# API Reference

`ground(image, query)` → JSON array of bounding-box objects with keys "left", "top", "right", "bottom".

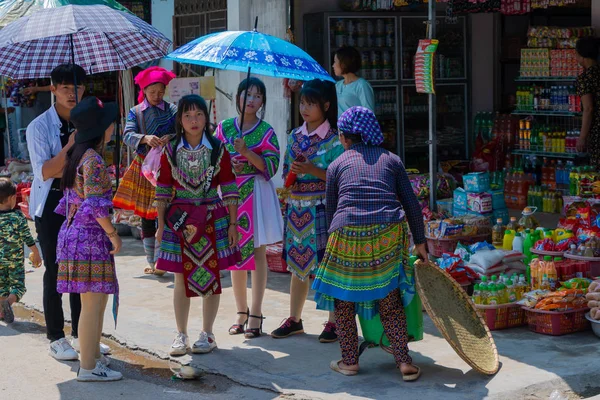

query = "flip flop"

[
  {"left": 144, "top": 266, "right": 155, "bottom": 274},
  {"left": 402, "top": 366, "right": 421, "bottom": 382},
  {"left": 329, "top": 360, "right": 358, "bottom": 376}
]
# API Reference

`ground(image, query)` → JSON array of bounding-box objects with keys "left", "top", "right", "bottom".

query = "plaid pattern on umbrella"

[{"left": 0, "top": 5, "right": 171, "bottom": 79}]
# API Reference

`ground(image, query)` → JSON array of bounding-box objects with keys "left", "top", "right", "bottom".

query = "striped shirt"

[
  {"left": 325, "top": 143, "right": 426, "bottom": 244},
  {"left": 123, "top": 99, "right": 177, "bottom": 156}
]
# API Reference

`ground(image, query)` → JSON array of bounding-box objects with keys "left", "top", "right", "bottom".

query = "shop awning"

[{"left": 0, "top": 0, "right": 131, "bottom": 27}]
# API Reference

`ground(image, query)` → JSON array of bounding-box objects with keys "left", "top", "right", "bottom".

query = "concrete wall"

[
  {"left": 221, "top": 0, "right": 291, "bottom": 187},
  {"left": 151, "top": 0, "right": 174, "bottom": 70}
]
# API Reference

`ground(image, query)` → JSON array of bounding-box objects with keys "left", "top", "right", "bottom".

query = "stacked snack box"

[
  {"left": 550, "top": 50, "right": 583, "bottom": 77},
  {"left": 520, "top": 48, "right": 550, "bottom": 78}
]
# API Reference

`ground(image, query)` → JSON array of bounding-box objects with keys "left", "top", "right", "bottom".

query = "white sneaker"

[
  {"left": 192, "top": 332, "right": 217, "bottom": 354},
  {"left": 71, "top": 338, "right": 111, "bottom": 355},
  {"left": 77, "top": 361, "right": 123, "bottom": 382},
  {"left": 49, "top": 338, "right": 79, "bottom": 361},
  {"left": 96, "top": 354, "right": 111, "bottom": 367},
  {"left": 170, "top": 332, "right": 189, "bottom": 356}
]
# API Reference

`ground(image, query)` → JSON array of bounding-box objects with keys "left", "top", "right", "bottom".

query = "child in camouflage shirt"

[{"left": 0, "top": 178, "right": 41, "bottom": 323}]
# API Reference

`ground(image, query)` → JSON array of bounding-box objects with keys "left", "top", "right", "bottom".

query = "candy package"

[
  {"left": 534, "top": 238, "right": 555, "bottom": 251},
  {"left": 518, "top": 290, "right": 549, "bottom": 308},
  {"left": 559, "top": 278, "right": 592, "bottom": 290}
]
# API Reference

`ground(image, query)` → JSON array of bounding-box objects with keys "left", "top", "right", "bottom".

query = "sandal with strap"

[
  {"left": 229, "top": 309, "right": 249, "bottom": 335},
  {"left": 244, "top": 314, "right": 265, "bottom": 338}
]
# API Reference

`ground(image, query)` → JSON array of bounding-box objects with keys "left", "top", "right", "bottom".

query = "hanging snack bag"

[{"left": 415, "top": 39, "right": 438, "bottom": 94}]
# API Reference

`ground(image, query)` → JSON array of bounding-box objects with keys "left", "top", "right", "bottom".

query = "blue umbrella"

[{"left": 166, "top": 17, "right": 333, "bottom": 134}]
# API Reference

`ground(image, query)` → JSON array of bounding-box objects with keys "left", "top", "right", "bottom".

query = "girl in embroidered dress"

[
  {"left": 271, "top": 80, "right": 344, "bottom": 343},
  {"left": 155, "top": 95, "right": 241, "bottom": 356},
  {"left": 215, "top": 78, "right": 283, "bottom": 338},
  {"left": 56, "top": 97, "right": 122, "bottom": 382},
  {"left": 113, "top": 67, "right": 177, "bottom": 276}
]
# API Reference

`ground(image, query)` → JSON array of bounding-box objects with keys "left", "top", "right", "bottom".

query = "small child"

[{"left": 0, "top": 178, "right": 42, "bottom": 323}]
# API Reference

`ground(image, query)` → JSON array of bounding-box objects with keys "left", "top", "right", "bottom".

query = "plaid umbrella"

[
  {"left": 0, "top": 4, "right": 171, "bottom": 79},
  {"left": 0, "top": 0, "right": 132, "bottom": 28}
]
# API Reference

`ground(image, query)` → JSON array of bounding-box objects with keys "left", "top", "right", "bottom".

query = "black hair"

[
  {"left": 172, "top": 94, "right": 218, "bottom": 167},
  {"left": 576, "top": 37, "right": 600, "bottom": 60},
  {"left": 334, "top": 46, "right": 362, "bottom": 74},
  {"left": 61, "top": 136, "right": 105, "bottom": 191},
  {"left": 300, "top": 79, "right": 338, "bottom": 129},
  {"left": 236, "top": 77, "right": 266, "bottom": 119},
  {"left": 341, "top": 132, "right": 363, "bottom": 144},
  {"left": 0, "top": 178, "right": 16, "bottom": 204},
  {"left": 51, "top": 64, "right": 87, "bottom": 86}
]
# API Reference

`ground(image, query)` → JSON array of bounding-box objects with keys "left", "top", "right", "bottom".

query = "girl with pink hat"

[{"left": 113, "top": 67, "right": 178, "bottom": 276}]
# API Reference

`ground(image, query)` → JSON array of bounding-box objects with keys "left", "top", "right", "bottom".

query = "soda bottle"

[{"left": 492, "top": 218, "right": 505, "bottom": 248}]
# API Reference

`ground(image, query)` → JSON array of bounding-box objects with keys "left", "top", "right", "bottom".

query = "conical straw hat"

[{"left": 414, "top": 260, "right": 499, "bottom": 375}]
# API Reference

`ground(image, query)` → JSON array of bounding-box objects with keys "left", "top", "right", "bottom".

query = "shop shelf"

[
  {"left": 511, "top": 111, "right": 582, "bottom": 117},
  {"left": 511, "top": 149, "right": 578, "bottom": 159},
  {"left": 515, "top": 77, "right": 578, "bottom": 82}
]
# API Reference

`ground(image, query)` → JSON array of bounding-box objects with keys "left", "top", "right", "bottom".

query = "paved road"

[{"left": 12, "top": 231, "right": 600, "bottom": 400}]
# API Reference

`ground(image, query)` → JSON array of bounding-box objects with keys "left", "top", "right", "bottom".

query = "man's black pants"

[{"left": 35, "top": 189, "right": 81, "bottom": 342}]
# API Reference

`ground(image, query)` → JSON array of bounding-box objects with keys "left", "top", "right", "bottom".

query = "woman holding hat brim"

[
  {"left": 312, "top": 106, "right": 427, "bottom": 381},
  {"left": 113, "top": 67, "right": 177, "bottom": 276},
  {"left": 56, "top": 96, "right": 123, "bottom": 382}
]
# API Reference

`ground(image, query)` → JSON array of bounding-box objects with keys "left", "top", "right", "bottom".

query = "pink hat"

[{"left": 134, "top": 66, "right": 176, "bottom": 104}]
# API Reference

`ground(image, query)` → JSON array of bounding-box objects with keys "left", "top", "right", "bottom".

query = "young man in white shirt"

[{"left": 27, "top": 64, "right": 109, "bottom": 360}]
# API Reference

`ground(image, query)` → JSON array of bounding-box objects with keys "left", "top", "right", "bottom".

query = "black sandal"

[
  {"left": 244, "top": 314, "right": 265, "bottom": 338},
  {"left": 229, "top": 309, "right": 249, "bottom": 335}
]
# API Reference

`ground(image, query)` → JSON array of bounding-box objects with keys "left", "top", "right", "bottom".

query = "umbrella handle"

[{"left": 238, "top": 66, "right": 252, "bottom": 139}]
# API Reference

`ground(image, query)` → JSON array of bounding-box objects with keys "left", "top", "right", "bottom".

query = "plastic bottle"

[
  {"left": 480, "top": 284, "right": 489, "bottom": 305},
  {"left": 569, "top": 167, "right": 576, "bottom": 195},
  {"left": 540, "top": 274, "right": 551, "bottom": 291},
  {"left": 472, "top": 284, "right": 481, "bottom": 305},
  {"left": 518, "top": 275, "right": 528, "bottom": 300},
  {"left": 512, "top": 232, "right": 524, "bottom": 253},
  {"left": 488, "top": 284, "right": 498, "bottom": 306},
  {"left": 479, "top": 275, "right": 489, "bottom": 289},
  {"left": 503, "top": 229, "right": 516, "bottom": 251},
  {"left": 530, "top": 258, "right": 541, "bottom": 290},
  {"left": 546, "top": 258, "right": 558, "bottom": 291},
  {"left": 569, "top": 243, "right": 577, "bottom": 255},
  {"left": 584, "top": 246, "right": 594, "bottom": 258},
  {"left": 498, "top": 283, "right": 509, "bottom": 304},
  {"left": 506, "top": 280, "right": 517, "bottom": 303},
  {"left": 506, "top": 217, "right": 518, "bottom": 231},
  {"left": 492, "top": 218, "right": 505, "bottom": 248}
]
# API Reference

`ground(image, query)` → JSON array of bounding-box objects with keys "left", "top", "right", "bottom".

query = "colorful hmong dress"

[
  {"left": 312, "top": 143, "right": 427, "bottom": 319},
  {"left": 155, "top": 138, "right": 241, "bottom": 297},
  {"left": 214, "top": 118, "right": 283, "bottom": 271},
  {"left": 283, "top": 122, "right": 344, "bottom": 281},
  {"left": 113, "top": 100, "right": 177, "bottom": 220},
  {"left": 313, "top": 222, "right": 412, "bottom": 319},
  {"left": 56, "top": 149, "right": 117, "bottom": 295}
]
